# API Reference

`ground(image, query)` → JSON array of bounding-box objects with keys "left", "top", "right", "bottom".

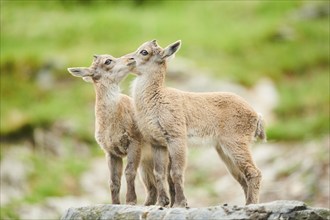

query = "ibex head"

[
  {"left": 127, "top": 40, "right": 181, "bottom": 75},
  {"left": 68, "top": 54, "right": 135, "bottom": 83}
]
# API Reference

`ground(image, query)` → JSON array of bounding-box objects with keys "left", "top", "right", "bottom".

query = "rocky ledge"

[{"left": 61, "top": 200, "right": 329, "bottom": 220}]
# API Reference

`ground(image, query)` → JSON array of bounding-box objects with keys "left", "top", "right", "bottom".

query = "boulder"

[{"left": 61, "top": 200, "right": 329, "bottom": 220}]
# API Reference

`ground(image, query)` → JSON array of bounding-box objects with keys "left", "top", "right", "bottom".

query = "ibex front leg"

[
  {"left": 168, "top": 139, "right": 188, "bottom": 207},
  {"left": 106, "top": 152, "right": 123, "bottom": 204},
  {"left": 125, "top": 141, "right": 141, "bottom": 205},
  {"left": 152, "top": 144, "right": 170, "bottom": 207}
]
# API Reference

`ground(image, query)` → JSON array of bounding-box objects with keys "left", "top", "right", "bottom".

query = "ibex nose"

[{"left": 127, "top": 57, "right": 136, "bottom": 66}]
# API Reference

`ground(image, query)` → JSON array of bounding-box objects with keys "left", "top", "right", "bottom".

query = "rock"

[
  {"left": 292, "top": 2, "right": 330, "bottom": 21},
  {"left": 36, "top": 59, "right": 65, "bottom": 91},
  {"left": 0, "top": 146, "right": 33, "bottom": 205},
  {"left": 33, "top": 120, "right": 90, "bottom": 157},
  {"left": 80, "top": 158, "right": 110, "bottom": 202},
  {"left": 61, "top": 200, "right": 329, "bottom": 220}
]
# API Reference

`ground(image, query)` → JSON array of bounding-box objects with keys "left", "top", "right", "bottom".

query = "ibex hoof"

[
  {"left": 126, "top": 201, "right": 137, "bottom": 205},
  {"left": 173, "top": 200, "right": 188, "bottom": 208},
  {"left": 156, "top": 196, "right": 170, "bottom": 207},
  {"left": 144, "top": 200, "right": 156, "bottom": 206}
]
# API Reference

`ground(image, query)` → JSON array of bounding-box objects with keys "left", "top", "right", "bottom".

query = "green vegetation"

[
  {"left": 0, "top": 1, "right": 329, "bottom": 218},
  {"left": 0, "top": 141, "right": 90, "bottom": 220},
  {"left": 25, "top": 154, "right": 87, "bottom": 203},
  {"left": 0, "top": 202, "right": 20, "bottom": 220},
  {"left": 1, "top": 0, "right": 329, "bottom": 140}
]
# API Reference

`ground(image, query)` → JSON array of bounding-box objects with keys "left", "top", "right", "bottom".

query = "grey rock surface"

[{"left": 61, "top": 200, "right": 329, "bottom": 220}]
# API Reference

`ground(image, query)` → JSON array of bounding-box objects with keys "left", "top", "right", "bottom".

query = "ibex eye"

[
  {"left": 104, "top": 59, "right": 112, "bottom": 65},
  {"left": 140, "top": 50, "right": 149, "bottom": 56}
]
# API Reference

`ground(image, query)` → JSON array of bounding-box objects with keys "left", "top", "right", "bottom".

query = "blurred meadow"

[{"left": 1, "top": 0, "right": 329, "bottom": 219}]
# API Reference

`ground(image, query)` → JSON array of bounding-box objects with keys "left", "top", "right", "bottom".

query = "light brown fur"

[
  {"left": 68, "top": 55, "right": 157, "bottom": 205},
  {"left": 128, "top": 40, "right": 266, "bottom": 207}
]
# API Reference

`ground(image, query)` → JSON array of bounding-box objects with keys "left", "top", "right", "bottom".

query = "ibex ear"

[
  {"left": 161, "top": 40, "right": 181, "bottom": 60},
  {"left": 82, "top": 76, "right": 94, "bottom": 83},
  {"left": 67, "top": 67, "right": 93, "bottom": 83}
]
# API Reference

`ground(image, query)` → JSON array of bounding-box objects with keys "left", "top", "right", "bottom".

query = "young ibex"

[
  {"left": 67, "top": 55, "right": 158, "bottom": 205},
  {"left": 128, "top": 40, "right": 266, "bottom": 207}
]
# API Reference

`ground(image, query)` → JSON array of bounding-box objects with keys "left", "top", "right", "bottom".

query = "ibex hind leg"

[
  {"left": 217, "top": 141, "right": 261, "bottom": 204},
  {"left": 215, "top": 143, "right": 248, "bottom": 199},
  {"left": 139, "top": 157, "right": 157, "bottom": 206},
  {"left": 168, "top": 158, "right": 176, "bottom": 207}
]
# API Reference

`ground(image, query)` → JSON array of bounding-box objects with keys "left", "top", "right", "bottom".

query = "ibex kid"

[
  {"left": 128, "top": 40, "right": 265, "bottom": 207},
  {"left": 68, "top": 55, "right": 158, "bottom": 205}
]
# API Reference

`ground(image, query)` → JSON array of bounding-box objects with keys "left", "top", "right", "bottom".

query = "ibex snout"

[
  {"left": 127, "top": 57, "right": 136, "bottom": 66},
  {"left": 121, "top": 55, "right": 136, "bottom": 67}
]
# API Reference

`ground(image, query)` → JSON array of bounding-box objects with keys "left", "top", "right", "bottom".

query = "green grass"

[
  {"left": 1, "top": 0, "right": 328, "bottom": 141},
  {"left": 0, "top": 146, "right": 89, "bottom": 220},
  {"left": 1, "top": 72, "right": 95, "bottom": 138},
  {"left": 25, "top": 154, "right": 87, "bottom": 203},
  {"left": 0, "top": 202, "right": 20, "bottom": 220},
  {"left": 269, "top": 67, "right": 329, "bottom": 140}
]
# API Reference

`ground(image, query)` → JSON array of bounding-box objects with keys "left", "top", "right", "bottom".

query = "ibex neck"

[
  {"left": 132, "top": 65, "right": 166, "bottom": 114},
  {"left": 138, "top": 66, "right": 165, "bottom": 90},
  {"left": 94, "top": 83, "right": 120, "bottom": 107}
]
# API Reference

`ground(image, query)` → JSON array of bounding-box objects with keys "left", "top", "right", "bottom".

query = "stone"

[
  {"left": 61, "top": 200, "right": 330, "bottom": 220},
  {"left": 0, "top": 146, "right": 33, "bottom": 205}
]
